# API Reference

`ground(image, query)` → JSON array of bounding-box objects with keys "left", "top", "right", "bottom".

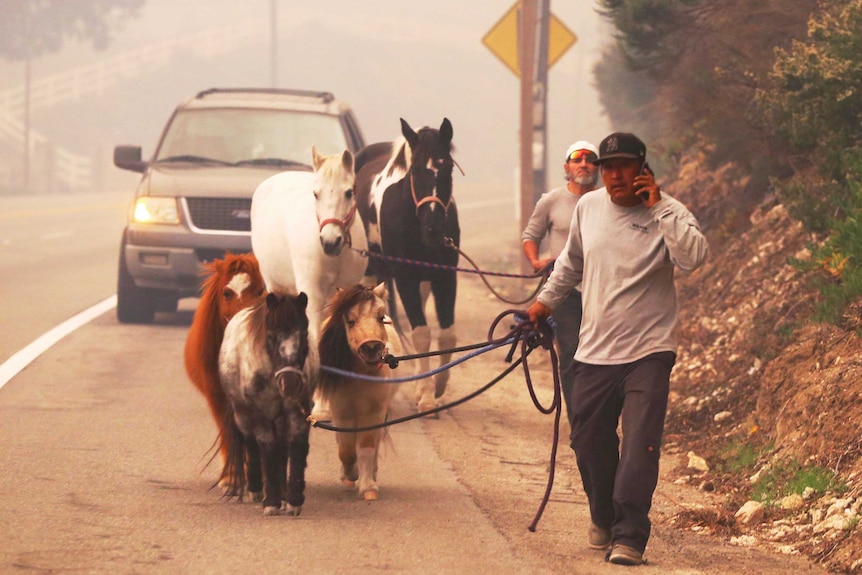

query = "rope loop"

[{"left": 312, "top": 307, "right": 564, "bottom": 533}]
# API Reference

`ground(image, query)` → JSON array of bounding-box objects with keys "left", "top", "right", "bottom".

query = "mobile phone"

[{"left": 635, "top": 161, "right": 652, "bottom": 201}]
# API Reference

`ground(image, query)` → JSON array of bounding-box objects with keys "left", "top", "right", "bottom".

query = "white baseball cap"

[{"left": 565, "top": 140, "right": 599, "bottom": 161}]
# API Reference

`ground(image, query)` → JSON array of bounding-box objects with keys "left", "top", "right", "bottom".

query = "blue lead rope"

[{"left": 318, "top": 337, "right": 516, "bottom": 382}]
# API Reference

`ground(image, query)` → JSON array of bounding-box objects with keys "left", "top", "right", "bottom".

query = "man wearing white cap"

[{"left": 521, "top": 140, "right": 599, "bottom": 424}]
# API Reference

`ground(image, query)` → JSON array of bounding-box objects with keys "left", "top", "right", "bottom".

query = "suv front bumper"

[{"left": 124, "top": 225, "right": 252, "bottom": 295}]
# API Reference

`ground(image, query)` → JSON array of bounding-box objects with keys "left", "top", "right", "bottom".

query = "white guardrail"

[{"left": 0, "top": 19, "right": 264, "bottom": 192}]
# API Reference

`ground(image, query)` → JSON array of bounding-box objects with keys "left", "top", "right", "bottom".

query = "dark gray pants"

[
  {"left": 569, "top": 351, "right": 676, "bottom": 553},
  {"left": 548, "top": 289, "right": 582, "bottom": 426}
]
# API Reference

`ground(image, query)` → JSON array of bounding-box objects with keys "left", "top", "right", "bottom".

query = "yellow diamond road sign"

[{"left": 482, "top": 1, "right": 577, "bottom": 77}]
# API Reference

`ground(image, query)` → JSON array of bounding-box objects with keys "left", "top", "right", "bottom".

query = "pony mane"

[
  {"left": 318, "top": 285, "right": 378, "bottom": 392},
  {"left": 410, "top": 126, "right": 453, "bottom": 171},
  {"left": 384, "top": 139, "right": 410, "bottom": 179},
  {"left": 381, "top": 122, "right": 457, "bottom": 180},
  {"left": 263, "top": 292, "right": 309, "bottom": 337},
  {"left": 199, "top": 253, "right": 259, "bottom": 329},
  {"left": 188, "top": 252, "right": 261, "bottom": 377},
  {"left": 243, "top": 298, "right": 270, "bottom": 356},
  {"left": 240, "top": 292, "right": 310, "bottom": 364},
  {"left": 316, "top": 151, "right": 353, "bottom": 180}
]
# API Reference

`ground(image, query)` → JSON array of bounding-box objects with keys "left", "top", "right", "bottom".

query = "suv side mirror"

[{"left": 114, "top": 145, "right": 147, "bottom": 173}]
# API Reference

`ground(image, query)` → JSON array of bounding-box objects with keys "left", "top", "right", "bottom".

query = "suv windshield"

[{"left": 155, "top": 108, "right": 350, "bottom": 167}]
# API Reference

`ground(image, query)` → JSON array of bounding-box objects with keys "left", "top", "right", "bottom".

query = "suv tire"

[{"left": 116, "top": 239, "right": 156, "bottom": 324}]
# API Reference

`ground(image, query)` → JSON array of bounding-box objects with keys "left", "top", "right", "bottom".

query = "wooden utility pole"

[
  {"left": 519, "top": 0, "right": 550, "bottom": 272},
  {"left": 534, "top": 0, "right": 550, "bottom": 205},
  {"left": 519, "top": 0, "right": 537, "bottom": 247}
]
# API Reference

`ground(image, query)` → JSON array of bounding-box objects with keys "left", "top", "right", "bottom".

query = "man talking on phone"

[{"left": 525, "top": 132, "right": 708, "bottom": 566}]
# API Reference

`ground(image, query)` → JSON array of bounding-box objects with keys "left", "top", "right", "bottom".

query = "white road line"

[
  {"left": 39, "top": 230, "right": 74, "bottom": 241},
  {"left": 0, "top": 295, "right": 117, "bottom": 390}
]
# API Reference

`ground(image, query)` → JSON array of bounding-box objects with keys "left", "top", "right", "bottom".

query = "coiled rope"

[{"left": 311, "top": 309, "right": 563, "bottom": 532}]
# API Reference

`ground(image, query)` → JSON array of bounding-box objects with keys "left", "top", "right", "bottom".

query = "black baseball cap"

[{"left": 592, "top": 132, "right": 647, "bottom": 165}]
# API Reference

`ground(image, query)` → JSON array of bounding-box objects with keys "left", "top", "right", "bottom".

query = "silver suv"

[{"left": 113, "top": 88, "right": 365, "bottom": 323}]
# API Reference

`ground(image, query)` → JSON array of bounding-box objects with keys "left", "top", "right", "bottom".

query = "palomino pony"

[
  {"left": 317, "top": 283, "right": 402, "bottom": 500},
  {"left": 251, "top": 146, "right": 368, "bottom": 417},
  {"left": 354, "top": 118, "right": 459, "bottom": 413},
  {"left": 218, "top": 291, "right": 312, "bottom": 516},
  {"left": 184, "top": 252, "right": 266, "bottom": 475}
]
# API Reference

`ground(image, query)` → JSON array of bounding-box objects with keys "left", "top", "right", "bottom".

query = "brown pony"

[
  {"left": 318, "top": 283, "right": 403, "bottom": 500},
  {"left": 184, "top": 252, "right": 266, "bottom": 474}
]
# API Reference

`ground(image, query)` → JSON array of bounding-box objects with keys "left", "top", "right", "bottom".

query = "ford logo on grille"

[{"left": 231, "top": 209, "right": 251, "bottom": 220}]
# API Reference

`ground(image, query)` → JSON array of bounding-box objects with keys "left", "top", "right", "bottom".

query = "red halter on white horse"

[{"left": 318, "top": 202, "right": 358, "bottom": 247}]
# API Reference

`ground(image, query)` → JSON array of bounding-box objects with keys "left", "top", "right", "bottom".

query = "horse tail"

[
  {"left": 215, "top": 405, "right": 246, "bottom": 498},
  {"left": 184, "top": 260, "right": 231, "bottom": 450},
  {"left": 192, "top": 260, "right": 230, "bottom": 486}
]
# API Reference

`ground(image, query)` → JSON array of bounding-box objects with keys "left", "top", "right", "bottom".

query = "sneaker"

[
  {"left": 608, "top": 544, "right": 644, "bottom": 566},
  {"left": 588, "top": 522, "right": 612, "bottom": 550}
]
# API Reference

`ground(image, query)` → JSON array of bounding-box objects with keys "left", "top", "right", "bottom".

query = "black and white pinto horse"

[{"left": 354, "top": 118, "right": 459, "bottom": 413}]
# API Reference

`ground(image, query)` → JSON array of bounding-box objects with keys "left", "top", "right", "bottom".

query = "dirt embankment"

[
  {"left": 662, "top": 153, "right": 862, "bottom": 573},
  {"left": 417, "top": 151, "right": 859, "bottom": 572}
]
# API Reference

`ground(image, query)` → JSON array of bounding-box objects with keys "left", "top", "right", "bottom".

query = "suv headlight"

[{"left": 132, "top": 197, "right": 180, "bottom": 224}]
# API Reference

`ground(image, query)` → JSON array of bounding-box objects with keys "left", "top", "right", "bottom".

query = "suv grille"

[{"left": 185, "top": 198, "right": 252, "bottom": 232}]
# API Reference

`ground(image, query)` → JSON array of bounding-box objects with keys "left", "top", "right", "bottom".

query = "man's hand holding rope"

[{"left": 525, "top": 300, "right": 552, "bottom": 327}]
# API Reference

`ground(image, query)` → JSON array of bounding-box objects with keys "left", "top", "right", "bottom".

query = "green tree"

[
  {"left": 757, "top": 0, "right": 862, "bottom": 186},
  {"left": 596, "top": 0, "right": 817, "bottom": 169},
  {"left": 595, "top": 0, "right": 820, "bottom": 239},
  {"left": 0, "top": 0, "right": 145, "bottom": 61},
  {"left": 756, "top": 0, "right": 862, "bottom": 319}
]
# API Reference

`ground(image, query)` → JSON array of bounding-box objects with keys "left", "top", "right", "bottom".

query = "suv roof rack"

[{"left": 195, "top": 87, "right": 335, "bottom": 103}]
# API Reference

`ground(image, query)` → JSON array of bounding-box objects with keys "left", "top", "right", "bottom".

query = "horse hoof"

[
  {"left": 417, "top": 406, "right": 439, "bottom": 419},
  {"left": 417, "top": 401, "right": 436, "bottom": 414},
  {"left": 285, "top": 504, "right": 302, "bottom": 517},
  {"left": 342, "top": 478, "right": 356, "bottom": 488},
  {"left": 362, "top": 490, "right": 379, "bottom": 501},
  {"left": 250, "top": 491, "right": 263, "bottom": 503},
  {"left": 263, "top": 505, "right": 281, "bottom": 516}
]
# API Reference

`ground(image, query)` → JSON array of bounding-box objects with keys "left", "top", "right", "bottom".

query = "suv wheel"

[{"left": 116, "top": 240, "right": 156, "bottom": 324}]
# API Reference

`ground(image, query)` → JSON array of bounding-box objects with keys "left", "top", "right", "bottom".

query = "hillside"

[{"left": 661, "top": 152, "right": 862, "bottom": 574}]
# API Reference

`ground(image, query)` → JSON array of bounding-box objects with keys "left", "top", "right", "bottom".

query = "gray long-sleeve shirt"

[
  {"left": 521, "top": 186, "right": 581, "bottom": 259},
  {"left": 537, "top": 188, "right": 708, "bottom": 365}
]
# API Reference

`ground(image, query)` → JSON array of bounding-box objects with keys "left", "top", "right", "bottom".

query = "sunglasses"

[{"left": 569, "top": 150, "right": 597, "bottom": 163}]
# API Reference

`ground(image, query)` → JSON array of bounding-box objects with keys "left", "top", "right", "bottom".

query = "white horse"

[{"left": 251, "top": 146, "right": 369, "bottom": 416}]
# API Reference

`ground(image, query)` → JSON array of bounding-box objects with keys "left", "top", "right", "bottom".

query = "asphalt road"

[
  {"left": 0, "top": 192, "right": 129, "bottom": 365},
  {"left": 0, "top": 189, "right": 829, "bottom": 574},
  {"left": 0, "top": 187, "right": 534, "bottom": 575}
]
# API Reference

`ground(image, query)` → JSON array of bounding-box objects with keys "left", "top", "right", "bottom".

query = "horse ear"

[
  {"left": 440, "top": 118, "right": 453, "bottom": 146},
  {"left": 295, "top": 292, "right": 308, "bottom": 310},
  {"left": 311, "top": 145, "right": 324, "bottom": 171},
  {"left": 372, "top": 281, "right": 388, "bottom": 301},
  {"left": 341, "top": 149, "right": 354, "bottom": 174},
  {"left": 400, "top": 118, "right": 418, "bottom": 149},
  {"left": 209, "top": 257, "right": 225, "bottom": 276}
]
